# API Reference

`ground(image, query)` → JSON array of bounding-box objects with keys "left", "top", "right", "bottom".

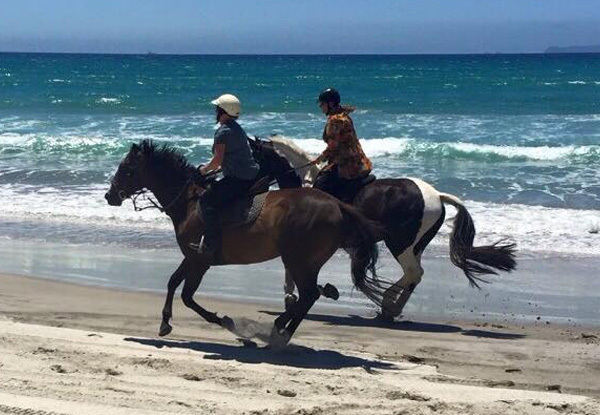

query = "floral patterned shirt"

[{"left": 319, "top": 109, "right": 372, "bottom": 179}]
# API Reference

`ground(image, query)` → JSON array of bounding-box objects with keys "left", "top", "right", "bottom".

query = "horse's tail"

[
  {"left": 339, "top": 202, "right": 390, "bottom": 306},
  {"left": 439, "top": 193, "right": 517, "bottom": 288}
]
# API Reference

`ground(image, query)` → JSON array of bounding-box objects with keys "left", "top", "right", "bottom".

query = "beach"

[
  {"left": 1, "top": 272, "right": 599, "bottom": 414},
  {"left": 1, "top": 52, "right": 599, "bottom": 414}
]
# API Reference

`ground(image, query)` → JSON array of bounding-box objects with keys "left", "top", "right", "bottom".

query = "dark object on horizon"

[{"left": 545, "top": 45, "right": 600, "bottom": 54}]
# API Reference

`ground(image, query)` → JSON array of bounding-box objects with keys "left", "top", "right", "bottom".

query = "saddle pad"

[{"left": 198, "top": 192, "right": 269, "bottom": 229}]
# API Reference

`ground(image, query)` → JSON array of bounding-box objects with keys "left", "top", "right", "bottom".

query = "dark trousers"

[
  {"left": 313, "top": 166, "right": 367, "bottom": 203},
  {"left": 199, "top": 176, "right": 255, "bottom": 250}
]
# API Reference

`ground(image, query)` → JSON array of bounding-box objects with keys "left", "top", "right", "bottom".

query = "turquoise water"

[{"left": 0, "top": 53, "right": 599, "bottom": 257}]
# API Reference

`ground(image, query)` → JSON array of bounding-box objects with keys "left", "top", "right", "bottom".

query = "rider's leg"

[
  {"left": 198, "top": 177, "right": 255, "bottom": 257},
  {"left": 198, "top": 186, "right": 222, "bottom": 255},
  {"left": 312, "top": 166, "right": 342, "bottom": 199}
]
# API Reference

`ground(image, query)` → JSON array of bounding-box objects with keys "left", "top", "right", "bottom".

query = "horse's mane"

[
  {"left": 137, "top": 139, "right": 195, "bottom": 176},
  {"left": 269, "top": 135, "right": 320, "bottom": 184},
  {"left": 269, "top": 135, "right": 312, "bottom": 162}
]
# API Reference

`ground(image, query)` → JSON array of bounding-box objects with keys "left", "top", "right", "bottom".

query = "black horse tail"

[
  {"left": 439, "top": 193, "right": 517, "bottom": 288},
  {"left": 339, "top": 202, "right": 390, "bottom": 306}
]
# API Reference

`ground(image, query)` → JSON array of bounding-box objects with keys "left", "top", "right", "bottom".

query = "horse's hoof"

[
  {"left": 159, "top": 322, "right": 172, "bottom": 337},
  {"left": 321, "top": 283, "right": 339, "bottom": 301},
  {"left": 284, "top": 294, "right": 298, "bottom": 311},
  {"left": 269, "top": 326, "right": 291, "bottom": 349},
  {"left": 220, "top": 316, "right": 235, "bottom": 332},
  {"left": 376, "top": 310, "right": 397, "bottom": 323}
]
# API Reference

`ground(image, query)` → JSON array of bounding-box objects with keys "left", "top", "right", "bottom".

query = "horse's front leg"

[
  {"left": 180, "top": 261, "right": 235, "bottom": 330},
  {"left": 283, "top": 269, "right": 298, "bottom": 311},
  {"left": 159, "top": 259, "right": 189, "bottom": 337}
]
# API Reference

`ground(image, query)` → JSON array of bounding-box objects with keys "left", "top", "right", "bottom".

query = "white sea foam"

[
  {"left": 0, "top": 185, "right": 170, "bottom": 231},
  {"left": 0, "top": 133, "right": 36, "bottom": 146},
  {"left": 449, "top": 142, "right": 591, "bottom": 161},
  {"left": 279, "top": 136, "right": 599, "bottom": 162},
  {"left": 97, "top": 97, "right": 121, "bottom": 104},
  {"left": 1, "top": 123, "right": 598, "bottom": 165},
  {"left": 0, "top": 183, "right": 598, "bottom": 257}
]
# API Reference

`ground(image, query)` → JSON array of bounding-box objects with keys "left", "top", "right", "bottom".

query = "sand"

[{"left": 0, "top": 273, "right": 599, "bottom": 415}]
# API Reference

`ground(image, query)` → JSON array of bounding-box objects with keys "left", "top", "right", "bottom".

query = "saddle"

[
  {"left": 198, "top": 192, "right": 269, "bottom": 229},
  {"left": 339, "top": 174, "right": 377, "bottom": 203}
]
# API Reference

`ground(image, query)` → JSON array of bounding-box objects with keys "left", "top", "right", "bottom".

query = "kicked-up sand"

[{"left": 0, "top": 273, "right": 599, "bottom": 415}]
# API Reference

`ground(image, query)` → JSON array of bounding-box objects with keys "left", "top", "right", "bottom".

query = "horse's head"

[
  {"left": 247, "top": 136, "right": 274, "bottom": 163},
  {"left": 269, "top": 135, "right": 320, "bottom": 186},
  {"left": 106, "top": 140, "right": 196, "bottom": 210},
  {"left": 247, "top": 136, "right": 303, "bottom": 189},
  {"left": 105, "top": 143, "right": 147, "bottom": 206}
]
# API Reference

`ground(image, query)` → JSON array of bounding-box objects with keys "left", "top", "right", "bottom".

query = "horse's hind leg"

[
  {"left": 283, "top": 269, "right": 298, "bottom": 311},
  {"left": 272, "top": 266, "right": 321, "bottom": 347},
  {"left": 381, "top": 204, "right": 445, "bottom": 320},
  {"left": 283, "top": 269, "right": 339, "bottom": 311},
  {"left": 380, "top": 250, "right": 424, "bottom": 320}
]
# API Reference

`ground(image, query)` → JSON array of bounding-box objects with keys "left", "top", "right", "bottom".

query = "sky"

[{"left": 0, "top": 0, "right": 599, "bottom": 54}]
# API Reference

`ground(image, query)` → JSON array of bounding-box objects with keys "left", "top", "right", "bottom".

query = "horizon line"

[{"left": 3, "top": 50, "right": 599, "bottom": 57}]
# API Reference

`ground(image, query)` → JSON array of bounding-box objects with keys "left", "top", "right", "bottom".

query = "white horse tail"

[{"left": 438, "top": 192, "right": 517, "bottom": 288}]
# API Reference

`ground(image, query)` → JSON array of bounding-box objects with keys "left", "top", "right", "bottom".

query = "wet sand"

[{"left": 1, "top": 273, "right": 599, "bottom": 414}]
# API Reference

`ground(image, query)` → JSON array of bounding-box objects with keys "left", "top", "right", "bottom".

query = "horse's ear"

[{"left": 131, "top": 143, "right": 140, "bottom": 153}]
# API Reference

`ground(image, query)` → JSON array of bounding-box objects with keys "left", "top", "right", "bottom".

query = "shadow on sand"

[
  {"left": 123, "top": 337, "right": 398, "bottom": 371},
  {"left": 259, "top": 311, "right": 526, "bottom": 340}
]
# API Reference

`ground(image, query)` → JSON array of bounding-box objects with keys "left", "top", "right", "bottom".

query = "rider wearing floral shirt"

[{"left": 312, "top": 88, "right": 372, "bottom": 200}]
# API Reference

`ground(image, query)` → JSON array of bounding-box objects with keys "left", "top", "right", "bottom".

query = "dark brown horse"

[
  {"left": 256, "top": 136, "right": 517, "bottom": 320},
  {"left": 105, "top": 140, "right": 386, "bottom": 345}
]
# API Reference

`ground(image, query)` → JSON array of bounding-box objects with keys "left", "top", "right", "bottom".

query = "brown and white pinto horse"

[
  {"left": 263, "top": 136, "right": 517, "bottom": 320},
  {"left": 105, "top": 140, "right": 387, "bottom": 345}
]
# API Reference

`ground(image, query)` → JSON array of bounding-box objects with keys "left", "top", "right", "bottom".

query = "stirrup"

[
  {"left": 188, "top": 236, "right": 204, "bottom": 253},
  {"left": 189, "top": 236, "right": 216, "bottom": 255}
]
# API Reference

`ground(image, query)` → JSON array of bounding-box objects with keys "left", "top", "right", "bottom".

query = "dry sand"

[{"left": 0, "top": 273, "right": 599, "bottom": 415}]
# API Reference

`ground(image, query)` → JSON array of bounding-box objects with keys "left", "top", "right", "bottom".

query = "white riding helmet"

[{"left": 211, "top": 94, "right": 241, "bottom": 117}]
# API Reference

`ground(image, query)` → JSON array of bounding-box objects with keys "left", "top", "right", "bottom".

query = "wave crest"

[{"left": 280, "top": 137, "right": 599, "bottom": 164}]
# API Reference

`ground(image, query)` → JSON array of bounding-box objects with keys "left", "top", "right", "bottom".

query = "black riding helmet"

[{"left": 318, "top": 88, "right": 341, "bottom": 105}]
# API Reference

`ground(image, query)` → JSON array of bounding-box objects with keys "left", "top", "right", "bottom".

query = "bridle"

[
  {"left": 132, "top": 180, "right": 192, "bottom": 213},
  {"left": 109, "top": 163, "right": 197, "bottom": 214}
]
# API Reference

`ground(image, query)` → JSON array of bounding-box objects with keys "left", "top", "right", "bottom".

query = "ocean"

[{"left": 1, "top": 53, "right": 599, "bottom": 324}]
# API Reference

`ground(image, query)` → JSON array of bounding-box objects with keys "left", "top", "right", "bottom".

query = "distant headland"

[{"left": 545, "top": 45, "right": 600, "bottom": 54}]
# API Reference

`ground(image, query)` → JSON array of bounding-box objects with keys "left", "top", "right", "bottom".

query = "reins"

[
  {"left": 130, "top": 179, "right": 192, "bottom": 213},
  {"left": 127, "top": 169, "right": 220, "bottom": 213},
  {"left": 249, "top": 137, "right": 313, "bottom": 189},
  {"left": 254, "top": 160, "right": 314, "bottom": 189}
]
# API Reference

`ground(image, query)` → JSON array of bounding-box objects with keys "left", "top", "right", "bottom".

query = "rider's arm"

[
  {"left": 200, "top": 143, "right": 225, "bottom": 175},
  {"left": 314, "top": 117, "right": 345, "bottom": 164}
]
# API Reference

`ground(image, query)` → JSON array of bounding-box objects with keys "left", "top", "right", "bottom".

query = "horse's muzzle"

[{"left": 105, "top": 190, "right": 123, "bottom": 206}]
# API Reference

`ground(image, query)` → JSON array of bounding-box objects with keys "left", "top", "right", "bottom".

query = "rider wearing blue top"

[{"left": 197, "top": 94, "right": 259, "bottom": 260}]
